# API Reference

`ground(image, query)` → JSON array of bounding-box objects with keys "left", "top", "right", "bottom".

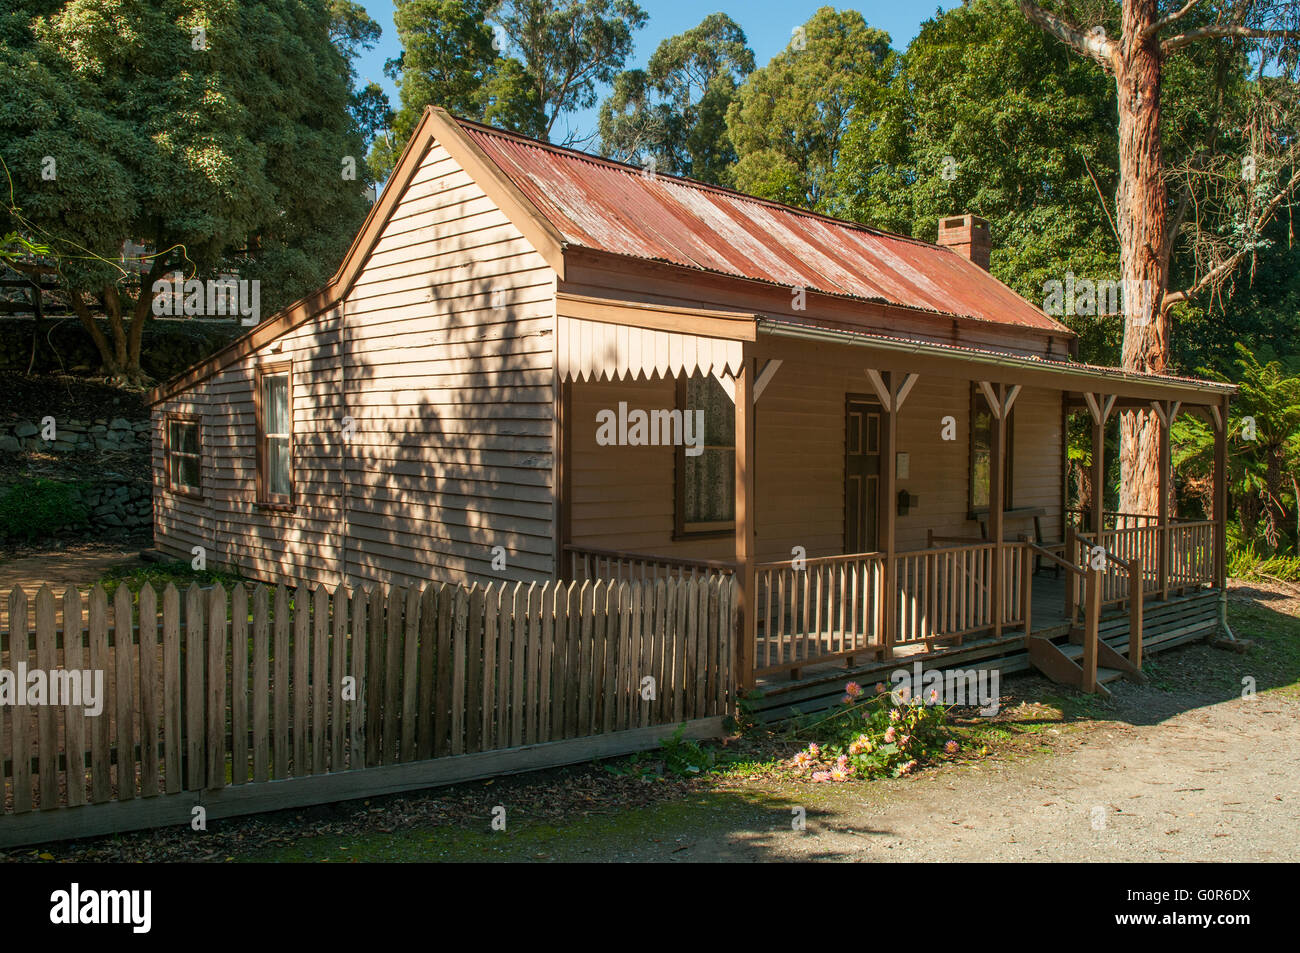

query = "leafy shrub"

[
  {"left": 658, "top": 725, "right": 717, "bottom": 776},
  {"left": 786, "top": 682, "right": 959, "bottom": 781},
  {"left": 1228, "top": 544, "right": 1300, "bottom": 582},
  {"left": 0, "top": 479, "right": 88, "bottom": 541}
]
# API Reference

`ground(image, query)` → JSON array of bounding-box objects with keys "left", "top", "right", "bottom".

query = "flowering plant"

[{"left": 786, "top": 682, "right": 959, "bottom": 781}]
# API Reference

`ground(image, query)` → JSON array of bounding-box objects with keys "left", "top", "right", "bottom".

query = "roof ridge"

[{"left": 448, "top": 112, "right": 943, "bottom": 252}]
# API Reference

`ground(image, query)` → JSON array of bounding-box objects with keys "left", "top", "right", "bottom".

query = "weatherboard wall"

[{"left": 152, "top": 137, "right": 557, "bottom": 588}]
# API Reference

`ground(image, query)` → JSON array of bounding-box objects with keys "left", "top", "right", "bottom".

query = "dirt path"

[
  {"left": 653, "top": 691, "right": 1300, "bottom": 862},
  {"left": 233, "top": 677, "right": 1297, "bottom": 864},
  {"left": 0, "top": 541, "right": 147, "bottom": 593}
]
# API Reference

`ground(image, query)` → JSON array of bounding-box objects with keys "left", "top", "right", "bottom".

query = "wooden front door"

[{"left": 845, "top": 396, "right": 882, "bottom": 553}]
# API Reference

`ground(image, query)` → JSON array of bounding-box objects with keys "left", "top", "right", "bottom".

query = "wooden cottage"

[{"left": 149, "top": 106, "right": 1235, "bottom": 698}]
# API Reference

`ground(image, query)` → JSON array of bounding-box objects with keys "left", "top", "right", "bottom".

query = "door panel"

[{"left": 845, "top": 397, "right": 881, "bottom": 553}]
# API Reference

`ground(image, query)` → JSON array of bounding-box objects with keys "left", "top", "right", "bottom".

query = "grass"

[
  {"left": 97, "top": 560, "right": 248, "bottom": 597},
  {"left": 237, "top": 787, "right": 795, "bottom": 863}
]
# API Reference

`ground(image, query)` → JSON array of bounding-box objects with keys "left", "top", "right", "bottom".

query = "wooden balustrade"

[
  {"left": 752, "top": 552, "right": 884, "bottom": 677},
  {"left": 1167, "top": 520, "right": 1215, "bottom": 590},
  {"left": 566, "top": 518, "right": 1215, "bottom": 684},
  {"left": 1074, "top": 520, "right": 1215, "bottom": 607},
  {"left": 898, "top": 542, "right": 994, "bottom": 647}
]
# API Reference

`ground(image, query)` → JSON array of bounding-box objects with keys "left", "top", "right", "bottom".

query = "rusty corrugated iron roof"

[{"left": 458, "top": 118, "right": 1068, "bottom": 335}]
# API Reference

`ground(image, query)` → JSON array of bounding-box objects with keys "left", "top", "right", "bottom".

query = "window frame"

[
  {"left": 968, "top": 383, "right": 1015, "bottom": 513},
  {"left": 255, "top": 360, "right": 295, "bottom": 511},
  {"left": 164, "top": 412, "right": 203, "bottom": 498},
  {"left": 673, "top": 374, "right": 736, "bottom": 540}
]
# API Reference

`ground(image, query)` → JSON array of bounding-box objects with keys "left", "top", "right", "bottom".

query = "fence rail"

[
  {"left": 1, "top": 576, "right": 734, "bottom": 845},
  {"left": 564, "top": 546, "right": 736, "bottom": 584}
]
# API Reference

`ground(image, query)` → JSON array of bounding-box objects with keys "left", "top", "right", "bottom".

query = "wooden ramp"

[{"left": 751, "top": 588, "right": 1221, "bottom": 720}]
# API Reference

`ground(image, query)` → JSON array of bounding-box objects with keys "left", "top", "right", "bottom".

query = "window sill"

[
  {"left": 257, "top": 501, "right": 296, "bottom": 514},
  {"left": 672, "top": 527, "right": 735, "bottom": 542}
]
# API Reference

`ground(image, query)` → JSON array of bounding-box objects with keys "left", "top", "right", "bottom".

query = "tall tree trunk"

[{"left": 1115, "top": 0, "right": 1169, "bottom": 517}]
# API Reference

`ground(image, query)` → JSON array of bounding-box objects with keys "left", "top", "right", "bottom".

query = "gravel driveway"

[{"left": 658, "top": 689, "right": 1299, "bottom": 862}]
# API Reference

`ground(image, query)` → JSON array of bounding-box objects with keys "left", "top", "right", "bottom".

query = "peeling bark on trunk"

[{"left": 1115, "top": 0, "right": 1168, "bottom": 518}]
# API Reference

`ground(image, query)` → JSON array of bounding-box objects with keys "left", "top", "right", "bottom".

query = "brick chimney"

[{"left": 937, "top": 214, "right": 991, "bottom": 270}]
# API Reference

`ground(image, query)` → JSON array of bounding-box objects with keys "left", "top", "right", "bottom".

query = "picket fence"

[{"left": 0, "top": 575, "right": 735, "bottom": 847}]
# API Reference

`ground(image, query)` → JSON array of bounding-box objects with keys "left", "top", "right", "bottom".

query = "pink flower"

[
  {"left": 845, "top": 681, "right": 863, "bottom": 698},
  {"left": 884, "top": 726, "right": 896, "bottom": 744},
  {"left": 944, "top": 740, "right": 959, "bottom": 755},
  {"left": 900, "top": 734, "right": 911, "bottom": 748},
  {"left": 928, "top": 688, "right": 940, "bottom": 704},
  {"left": 849, "top": 735, "right": 872, "bottom": 756},
  {"left": 874, "top": 682, "right": 886, "bottom": 695},
  {"left": 811, "top": 770, "right": 832, "bottom": 783},
  {"left": 889, "top": 709, "right": 902, "bottom": 723},
  {"left": 842, "top": 694, "right": 854, "bottom": 705},
  {"left": 808, "top": 742, "right": 821, "bottom": 758},
  {"left": 900, "top": 759, "right": 918, "bottom": 776}
]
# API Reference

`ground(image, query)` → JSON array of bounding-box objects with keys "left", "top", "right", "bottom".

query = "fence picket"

[
  {"left": 510, "top": 584, "right": 527, "bottom": 748},
  {"left": 525, "top": 584, "right": 542, "bottom": 745},
  {"left": 539, "top": 584, "right": 557, "bottom": 743},
  {"left": 230, "top": 585, "right": 248, "bottom": 785},
  {"left": 313, "top": 586, "right": 330, "bottom": 774},
  {"left": 293, "top": 586, "right": 311, "bottom": 775},
  {"left": 111, "top": 585, "right": 136, "bottom": 796},
  {"left": 417, "top": 585, "right": 438, "bottom": 761},
  {"left": 437, "top": 582, "right": 457, "bottom": 756},
  {"left": 349, "top": 587, "right": 368, "bottom": 771},
  {"left": 205, "top": 585, "right": 227, "bottom": 790},
  {"left": 400, "top": 587, "right": 420, "bottom": 763},
  {"left": 184, "top": 584, "right": 204, "bottom": 792},
  {"left": 10, "top": 588, "right": 32, "bottom": 812},
  {"left": 162, "top": 585, "right": 181, "bottom": 794},
  {"left": 498, "top": 584, "right": 515, "bottom": 745},
  {"left": 451, "top": 587, "right": 469, "bottom": 755},
  {"left": 463, "top": 584, "right": 482, "bottom": 755},
  {"left": 253, "top": 585, "right": 270, "bottom": 783},
  {"left": 35, "top": 587, "right": 57, "bottom": 809},
  {"left": 88, "top": 586, "right": 112, "bottom": 805},
  {"left": 363, "top": 587, "right": 383, "bottom": 767},
  {"left": 63, "top": 588, "right": 87, "bottom": 807},
  {"left": 273, "top": 585, "right": 290, "bottom": 780},
  {"left": 331, "top": 585, "right": 348, "bottom": 772}
]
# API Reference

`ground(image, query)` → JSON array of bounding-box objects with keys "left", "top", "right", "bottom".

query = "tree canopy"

[
  {"left": 0, "top": 0, "right": 377, "bottom": 382},
  {"left": 598, "top": 12, "right": 754, "bottom": 183}
]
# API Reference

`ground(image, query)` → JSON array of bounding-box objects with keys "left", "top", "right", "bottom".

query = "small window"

[
  {"left": 675, "top": 374, "right": 735, "bottom": 536},
  {"left": 165, "top": 415, "right": 201, "bottom": 495},
  {"left": 970, "top": 385, "right": 1014, "bottom": 511},
  {"left": 257, "top": 363, "right": 293, "bottom": 506}
]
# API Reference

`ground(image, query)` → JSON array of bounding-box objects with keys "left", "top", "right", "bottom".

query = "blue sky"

[{"left": 354, "top": 2, "right": 959, "bottom": 143}]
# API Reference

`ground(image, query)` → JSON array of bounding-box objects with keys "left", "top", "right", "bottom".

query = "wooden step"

[{"left": 1096, "top": 666, "right": 1126, "bottom": 684}]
